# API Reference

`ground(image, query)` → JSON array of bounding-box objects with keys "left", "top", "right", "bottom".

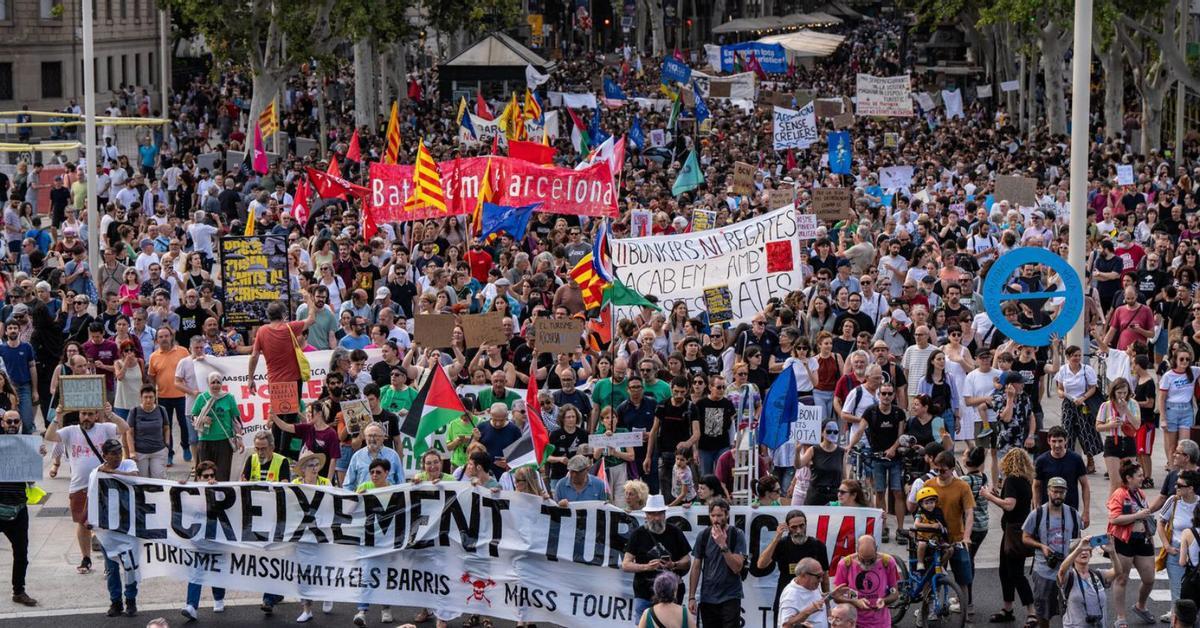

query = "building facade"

[{"left": 0, "top": 0, "right": 163, "bottom": 112}]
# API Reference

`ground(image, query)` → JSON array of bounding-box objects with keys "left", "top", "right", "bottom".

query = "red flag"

[
  {"left": 251, "top": 122, "right": 269, "bottom": 175},
  {"left": 523, "top": 366, "right": 550, "bottom": 466},
  {"left": 786, "top": 148, "right": 796, "bottom": 172},
  {"left": 491, "top": 134, "right": 499, "bottom": 155},
  {"left": 407, "top": 77, "right": 423, "bottom": 101},
  {"left": 346, "top": 129, "right": 362, "bottom": 162},
  {"left": 363, "top": 207, "right": 379, "bottom": 243},
  {"left": 326, "top": 154, "right": 342, "bottom": 178},
  {"left": 747, "top": 52, "right": 767, "bottom": 80},
  {"left": 508, "top": 139, "right": 557, "bottom": 165},
  {"left": 476, "top": 91, "right": 494, "bottom": 120},
  {"left": 292, "top": 178, "right": 312, "bottom": 228},
  {"left": 306, "top": 167, "right": 368, "bottom": 199},
  {"left": 673, "top": 48, "right": 685, "bottom": 62}
]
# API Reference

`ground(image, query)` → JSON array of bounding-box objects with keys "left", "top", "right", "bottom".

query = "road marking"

[
  {"left": 0, "top": 599, "right": 262, "bottom": 619},
  {"left": 1150, "top": 590, "right": 1174, "bottom": 602}
]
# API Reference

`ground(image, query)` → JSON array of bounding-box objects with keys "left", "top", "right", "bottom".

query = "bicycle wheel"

[
  {"left": 888, "top": 558, "right": 912, "bottom": 625},
  {"left": 919, "top": 577, "right": 966, "bottom": 628}
]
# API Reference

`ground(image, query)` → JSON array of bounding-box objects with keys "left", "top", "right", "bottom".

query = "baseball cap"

[
  {"left": 375, "top": 287, "right": 390, "bottom": 300},
  {"left": 1047, "top": 477, "right": 1068, "bottom": 490},
  {"left": 999, "top": 371, "right": 1022, "bottom": 387},
  {"left": 140, "top": 238, "right": 153, "bottom": 248},
  {"left": 495, "top": 278, "right": 512, "bottom": 287}
]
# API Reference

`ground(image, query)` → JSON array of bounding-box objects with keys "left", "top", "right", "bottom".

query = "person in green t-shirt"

[
  {"left": 412, "top": 450, "right": 455, "bottom": 483},
  {"left": 380, "top": 368, "right": 418, "bottom": 414},
  {"left": 590, "top": 358, "right": 630, "bottom": 429},
  {"left": 477, "top": 370, "right": 519, "bottom": 409},
  {"left": 191, "top": 373, "right": 244, "bottom": 481},
  {"left": 637, "top": 357, "right": 671, "bottom": 403},
  {"left": 355, "top": 458, "right": 394, "bottom": 492},
  {"left": 445, "top": 411, "right": 480, "bottom": 469}
]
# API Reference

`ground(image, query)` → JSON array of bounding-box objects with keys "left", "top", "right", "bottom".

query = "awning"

[
  {"left": 711, "top": 12, "right": 842, "bottom": 34},
  {"left": 757, "top": 30, "right": 847, "bottom": 57}
]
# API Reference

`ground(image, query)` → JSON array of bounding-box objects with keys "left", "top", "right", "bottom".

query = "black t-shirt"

[
  {"left": 770, "top": 536, "right": 830, "bottom": 596},
  {"left": 654, "top": 399, "right": 695, "bottom": 455},
  {"left": 1011, "top": 359, "right": 1044, "bottom": 413},
  {"left": 386, "top": 280, "right": 418, "bottom": 319},
  {"left": 370, "top": 360, "right": 399, "bottom": 389},
  {"left": 626, "top": 524, "right": 692, "bottom": 600},
  {"left": 1094, "top": 254, "right": 1124, "bottom": 303},
  {"left": 174, "top": 305, "right": 209, "bottom": 347},
  {"left": 862, "top": 404, "right": 907, "bottom": 451},
  {"left": 1034, "top": 451, "right": 1087, "bottom": 509},
  {"left": 374, "top": 409, "right": 401, "bottom": 441},
  {"left": 879, "top": 362, "right": 907, "bottom": 391},
  {"left": 353, "top": 263, "right": 380, "bottom": 294},
  {"left": 906, "top": 416, "right": 937, "bottom": 448},
  {"left": 547, "top": 427, "right": 587, "bottom": 480},
  {"left": 693, "top": 397, "right": 735, "bottom": 452},
  {"left": 700, "top": 345, "right": 726, "bottom": 376},
  {"left": 682, "top": 357, "right": 707, "bottom": 378},
  {"left": 50, "top": 186, "right": 71, "bottom": 214},
  {"left": 1135, "top": 268, "right": 1169, "bottom": 303},
  {"left": 1001, "top": 475, "right": 1033, "bottom": 527}
]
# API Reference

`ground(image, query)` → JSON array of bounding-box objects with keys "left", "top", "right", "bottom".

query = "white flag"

[
  {"left": 941, "top": 89, "right": 964, "bottom": 120},
  {"left": 526, "top": 64, "right": 550, "bottom": 89}
]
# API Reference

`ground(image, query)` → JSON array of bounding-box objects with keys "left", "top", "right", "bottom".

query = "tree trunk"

[
  {"left": 318, "top": 75, "right": 329, "bottom": 158},
  {"left": 1142, "top": 84, "right": 1167, "bottom": 154},
  {"left": 639, "top": 0, "right": 664, "bottom": 55},
  {"left": 1040, "top": 26, "right": 1068, "bottom": 136},
  {"left": 1095, "top": 36, "right": 1124, "bottom": 139},
  {"left": 354, "top": 39, "right": 377, "bottom": 129},
  {"left": 248, "top": 71, "right": 286, "bottom": 139}
]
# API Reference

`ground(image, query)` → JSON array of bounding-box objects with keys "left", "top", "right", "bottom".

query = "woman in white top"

[
  {"left": 1095, "top": 378, "right": 1141, "bottom": 492},
  {"left": 1159, "top": 470, "right": 1200, "bottom": 603},
  {"left": 316, "top": 263, "right": 346, "bottom": 311},
  {"left": 1158, "top": 348, "right": 1199, "bottom": 471},
  {"left": 112, "top": 340, "right": 144, "bottom": 419},
  {"left": 1053, "top": 344, "right": 1103, "bottom": 468}
]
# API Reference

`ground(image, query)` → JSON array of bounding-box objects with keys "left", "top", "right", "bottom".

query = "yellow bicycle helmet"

[{"left": 916, "top": 486, "right": 939, "bottom": 503}]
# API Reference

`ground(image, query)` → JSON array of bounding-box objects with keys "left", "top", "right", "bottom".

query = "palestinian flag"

[
  {"left": 402, "top": 363, "right": 468, "bottom": 457},
  {"left": 567, "top": 108, "right": 591, "bottom": 154},
  {"left": 503, "top": 367, "right": 550, "bottom": 468}
]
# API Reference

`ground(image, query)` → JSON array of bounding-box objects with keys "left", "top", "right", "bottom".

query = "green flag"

[
  {"left": 667, "top": 100, "right": 681, "bottom": 131},
  {"left": 672, "top": 150, "right": 704, "bottom": 197},
  {"left": 603, "top": 275, "right": 660, "bottom": 310}
]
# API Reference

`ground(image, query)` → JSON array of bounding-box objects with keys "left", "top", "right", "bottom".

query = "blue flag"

[
  {"left": 602, "top": 77, "right": 627, "bottom": 103},
  {"left": 661, "top": 57, "right": 692, "bottom": 85},
  {"left": 828, "top": 131, "right": 852, "bottom": 175},
  {"left": 692, "top": 83, "right": 710, "bottom": 127},
  {"left": 758, "top": 366, "right": 798, "bottom": 450},
  {"left": 480, "top": 202, "right": 541, "bottom": 242},
  {"left": 589, "top": 107, "right": 610, "bottom": 145},
  {"left": 629, "top": 114, "right": 645, "bottom": 150}
]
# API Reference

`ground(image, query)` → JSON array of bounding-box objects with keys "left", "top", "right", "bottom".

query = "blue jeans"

[
  {"left": 357, "top": 603, "right": 391, "bottom": 612},
  {"left": 633, "top": 597, "right": 653, "bottom": 625},
  {"left": 698, "top": 447, "right": 728, "bottom": 477},
  {"left": 872, "top": 456, "right": 904, "bottom": 492},
  {"left": 104, "top": 555, "right": 137, "bottom": 603},
  {"left": 14, "top": 382, "right": 32, "bottom": 434},
  {"left": 160, "top": 396, "right": 190, "bottom": 456},
  {"left": 813, "top": 390, "right": 835, "bottom": 419},
  {"left": 1166, "top": 403, "right": 1195, "bottom": 432},
  {"left": 186, "top": 582, "right": 225, "bottom": 608},
  {"left": 263, "top": 593, "right": 283, "bottom": 607},
  {"left": 1166, "top": 541, "right": 1185, "bottom": 600}
]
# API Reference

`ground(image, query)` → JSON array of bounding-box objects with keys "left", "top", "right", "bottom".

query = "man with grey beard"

[
  {"left": 757, "top": 509, "right": 830, "bottom": 617},
  {"left": 621, "top": 494, "right": 693, "bottom": 622}
]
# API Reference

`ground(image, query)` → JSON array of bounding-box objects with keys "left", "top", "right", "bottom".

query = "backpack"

[
  {"left": 1030, "top": 504, "right": 1081, "bottom": 571},
  {"left": 1059, "top": 567, "right": 1105, "bottom": 621},
  {"left": 697, "top": 525, "right": 750, "bottom": 581}
]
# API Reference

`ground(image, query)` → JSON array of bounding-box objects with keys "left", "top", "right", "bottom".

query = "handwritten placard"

[
  {"left": 462, "top": 311, "right": 507, "bottom": 348},
  {"left": 0, "top": 435, "right": 43, "bottom": 482},
  {"left": 535, "top": 319, "right": 585, "bottom": 353},
  {"left": 995, "top": 175, "right": 1039, "bottom": 207},
  {"left": 855, "top": 73, "right": 914, "bottom": 117},
  {"left": 1116, "top": 164, "right": 1134, "bottom": 186},
  {"left": 791, "top": 403, "right": 826, "bottom": 444},
  {"left": 768, "top": 186, "right": 794, "bottom": 209},
  {"left": 832, "top": 112, "right": 855, "bottom": 129},
  {"left": 796, "top": 213, "right": 819, "bottom": 239},
  {"left": 60, "top": 375, "right": 106, "bottom": 411},
  {"left": 703, "top": 285, "right": 734, "bottom": 324},
  {"left": 415, "top": 314, "right": 458, "bottom": 349},
  {"left": 589, "top": 430, "right": 645, "bottom": 449},
  {"left": 630, "top": 209, "right": 652, "bottom": 237},
  {"left": 268, "top": 381, "right": 299, "bottom": 415},
  {"left": 732, "top": 161, "right": 755, "bottom": 196},
  {"left": 340, "top": 398, "right": 372, "bottom": 436},
  {"left": 814, "top": 99, "right": 843, "bottom": 118},
  {"left": 810, "top": 187, "right": 852, "bottom": 224}
]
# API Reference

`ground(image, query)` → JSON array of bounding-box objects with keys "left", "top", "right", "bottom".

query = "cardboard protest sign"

[
  {"left": 415, "top": 314, "right": 457, "bottom": 348},
  {"left": 810, "top": 187, "right": 852, "bottom": 224},
  {"left": 588, "top": 431, "right": 645, "bottom": 449},
  {"left": 267, "top": 381, "right": 299, "bottom": 415},
  {"left": 732, "top": 161, "right": 756, "bottom": 196},
  {"left": 0, "top": 435, "right": 43, "bottom": 482},
  {"left": 832, "top": 113, "right": 855, "bottom": 129},
  {"left": 855, "top": 74, "right": 914, "bottom": 117},
  {"left": 462, "top": 311, "right": 507, "bottom": 348},
  {"left": 814, "top": 99, "right": 843, "bottom": 118},
  {"left": 768, "top": 186, "right": 794, "bottom": 209},
  {"left": 535, "top": 319, "right": 585, "bottom": 353},
  {"left": 884, "top": 132, "right": 899, "bottom": 148},
  {"left": 708, "top": 81, "right": 731, "bottom": 98},
  {"left": 995, "top": 174, "right": 1039, "bottom": 207},
  {"left": 340, "top": 398, "right": 372, "bottom": 436},
  {"left": 791, "top": 403, "right": 826, "bottom": 444},
  {"left": 703, "top": 285, "right": 734, "bottom": 324},
  {"left": 60, "top": 375, "right": 106, "bottom": 411}
]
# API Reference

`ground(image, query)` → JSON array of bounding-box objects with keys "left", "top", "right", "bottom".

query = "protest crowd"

[{"left": 6, "top": 9, "right": 1200, "bottom": 628}]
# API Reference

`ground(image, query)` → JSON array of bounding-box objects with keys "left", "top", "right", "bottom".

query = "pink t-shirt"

[
  {"left": 832, "top": 554, "right": 900, "bottom": 628},
  {"left": 1111, "top": 304, "right": 1153, "bottom": 350}
]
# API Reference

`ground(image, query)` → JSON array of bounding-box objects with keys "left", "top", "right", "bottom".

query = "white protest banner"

[
  {"left": 1000, "top": 80, "right": 1020, "bottom": 93},
  {"left": 913, "top": 92, "right": 935, "bottom": 112},
  {"left": 633, "top": 98, "right": 673, "bottom": 112},
  {"left": 469, "top": 115, "right": 506, "bottom": 148},
  {"left": 1116, "top": 164, "right": 1134, "bottom": 186},
  {"left": 976, "top": 85, "right": 992, "bottom": 99},
  {"left": 523, "top": 111, "right": 560, "bottom": 141},
  {"left": 772, "top": 102, "right": 817, "bottom": 150},
  {"left": 559, "top": 92, "right": 599, "bottom": 109},
  {"left": 691, "top": 71, "right": 757, "bottom": 100},
  {"left": 941, "top": 89, "right": 964, "bottom": 120},
  {"left": 791, "top": 404, "right": 825, "bottom": 444},
  {"left": 0, "top": 435, "right": 43, "bottom": 482},
  {"left": 589, "top": 431, "right": 645, "bottom": 449},
  {"left": 855, "top": 74, "right": 914, "bottom": 117},
  {"left": 90, "top": 475, "right": 881, "bottom": 628},
  {"left": 879, "top": 165, "right": 914, "bottom": 191},
  {"left": 795, "top": 213, "right": 819, "bottom": 239},
  {"left": 610, "top": 205, "right": 802, "bottom": 325}
]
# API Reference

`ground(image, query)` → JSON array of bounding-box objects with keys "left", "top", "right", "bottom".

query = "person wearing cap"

[
  {"left": 134, "top": 237, "right": 161, "bottom": 283},
  {"left": 554, "top": 453, "right": 607, "bottom": 505},
  {"left": 622, "top": 494, "right": 693, "bottom": 620},
  {"left": 1022, "top": 473, "right": 1084, "bottom": 627}
]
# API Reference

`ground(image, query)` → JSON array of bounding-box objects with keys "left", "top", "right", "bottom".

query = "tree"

[{"left": 1119, "top": 0, "right": 1200, "bottom": 152}]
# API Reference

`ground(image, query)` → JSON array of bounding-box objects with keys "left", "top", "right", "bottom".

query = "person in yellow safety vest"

[
  {"left": 240, "top": 431, "right": 291, "bottom": 483},
  {"left": 291, "top": 452, "right": 332, "bottom": 623}
]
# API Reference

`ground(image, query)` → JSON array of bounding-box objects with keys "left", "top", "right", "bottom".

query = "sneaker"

[
  {"left": 296, "top": 610, "right": 313, "bottom": 623},
  {"left": 353, "top": 610, "right": 368, "bottom": 626},
  {"left": 261, "top": 602, "right": 275, "bottom": 616},
  {"left": 213, "top": 599, "right": 225, "bottom": 613},
  {"left": 1161, "top": 612, "right": 1174, "bottom": 623},
  {"left": 1131, "top": 606, "right": 1156, "bottom": 624},
  {"left": 181, "top": 605, "right": 198, "bottom": 622},
  {"left": 11, "top": 592, "right": 36, "bottom": 607},
  {"left": 882, "top": 527, "right": 890, "bottom": 543},
  {"left": 183, "top": 449, "right": 193, "bottom": 462},
  {"left": 949, "top": 597, "right": 961, "bottom": 613},
  {"left": 107, "top": 602, "right": 124, "bottom": 617},
  {"left": 322, "top": 601, "right": 334, "bottom": 614},
  {"left": 897, "top": 530, "right": 909, "bottom": 546},
  {"left": 124, "top": 599, "right": 138, "bottom": 617},
  {"left": 167, "top": 456, "right": 174, "bottom": 467},
  {"left": 381, "top": 608, "right": 393, "bottom": 623}
]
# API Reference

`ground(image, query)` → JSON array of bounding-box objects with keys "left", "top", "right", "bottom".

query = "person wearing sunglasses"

[
  {"left": 0, "top": 410, "right": 38, "bottom": 607},
  {"left": 181, "top": 461, "right": 226, "bottom": 621},
  {"left": 798, "top": 421, "right": 846, "bottom": 506},
  {"left": 777, "top": 557, "right": 850, "bottom": 628}
]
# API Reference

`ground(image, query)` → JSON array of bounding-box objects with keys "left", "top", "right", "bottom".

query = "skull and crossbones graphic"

[{"left": 461, "top": 572, "right": 496, "bottom": 606}]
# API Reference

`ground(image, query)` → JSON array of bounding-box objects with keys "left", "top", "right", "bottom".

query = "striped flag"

[
  {"left": 404, "top": 139, "right": 446, "bottom": 213},
  {"left": 470, "top": 158, "right": 494, "bottom": 239},
  {"left": 569, "top": 252, "right": 610, "bottom": 311},
  {"left": 593, "top": 220, "right": 614, "bottom": 283},
  {"left": 523, "top": 88, "right": 542, "bottom": 123},
  {"left": 257, "top": 98, "right": 278, "bottom": 137},
  {"left": 383, "top": 101, "right": 401, "bottom": 165}
]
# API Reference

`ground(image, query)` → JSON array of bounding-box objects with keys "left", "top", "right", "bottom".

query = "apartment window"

[
  {"left": 149, "top": 52, "right": 155, "bottom": 87},
  {"left": 39, "top": 0, "right": 63, "bottom": 19},
  {"left": 0, "top": 64, "right": 12, "bottom": 101},
  {"left": 105, "top": 0, "right": 112, "bottom": 20},
  {"left": 120, "top": 55, "right": 127, "bottom": 87},
  {"left": 0, "top": 0, "right": 10, "bottom": 21},
  {"left": 41, "top": 61, "right": 63, "bottom": 99},
  {"left": 132, "top": 0, "right": 139, "bottom": 20},
  {"left": 135, "top": 53, "right": 141, "bottom": 87},
  {"left": 119, "top": 0, "right": 126, "bottom": 18}
]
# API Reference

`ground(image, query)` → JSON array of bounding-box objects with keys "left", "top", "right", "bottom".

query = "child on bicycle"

[{"left": 913, "top": 486, "right": 948, "bottom": 573}]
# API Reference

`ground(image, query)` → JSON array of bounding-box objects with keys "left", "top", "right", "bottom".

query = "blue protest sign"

[
  {"left": 981, "top": 247, "right": 1083, "bottom": 347},
  {"left": 719, "top": 43, "right": 787, "bottom": 73},
  {"left": 661, "top": 58, "right": 692, "bottom": 85}
]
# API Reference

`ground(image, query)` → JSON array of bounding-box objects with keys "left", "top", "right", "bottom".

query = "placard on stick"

[
  {"left": 732, "top": 161, "right": 755, "bottom": 196},
  {"left": 462, "top": 311, "right": 507, "bottom": 348},
  {"left": 810, "top": 187, "right": 852, "bottom": 224},
  {"left": 60, "top": 375, "right": 105, "bottom": 411},
  {"left": 995, "top": 175, "right": 1038, "bottom": 207},
  {"left": 415, "top": 314, "right": 458, "bottom": 348},
  {"left": 268, "top": 381, "right": 299, "bottom": 415},
  {"left": 790, "top": 404, "right": 826, "bottom": 444},
  {"left": 340, "top": 398, "right": 371, "bottom": 436},
  {"left": 703, "top": 285, "right": 734, "bottom": 324},
  {"left": 535, "top": 319, "right": 585, "bottom": 353}
]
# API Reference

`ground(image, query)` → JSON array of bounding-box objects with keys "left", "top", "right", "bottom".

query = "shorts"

[
  {"left": 1032, "top": 574, "right": 1063, "bottom": 619},
  {"left": 336, "top": 444, "right": 353, "bottom": 472},
  {"left": 1103, "top": 435, "right": 1137, "bottom": 459},
  {"left": 1136, "top": 422, "right": 1156, "bottom": 455},
  {"left": 1115, "top": 535, "right": 1155, "bottom": 557},
  {"left": 69, "top": 490, "right": 88, "bottom": 524},
  {"left": 1166, "top": 403, "right": 1194, "bottom": 432},
  {"left": 872, "top": 456, "right": 904, "bottom": 492}
]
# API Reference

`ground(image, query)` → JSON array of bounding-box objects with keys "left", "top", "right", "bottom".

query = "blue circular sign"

[{"left": 981, "top": 247, "right": 1083, "bottom": 347}]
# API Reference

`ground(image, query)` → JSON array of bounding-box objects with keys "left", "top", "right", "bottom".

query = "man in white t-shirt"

[
  {"left": 43, "top": 407, "right": 128, "bottom": 577},
  {"left": 778, "top": 557, "right": 839, "bottom": 628},
  {"left": 962, "top": 348, "right": 1002, "bottom": 476},
  {"left": 186, "top": 211, "right": 221, "bottom": 264}
]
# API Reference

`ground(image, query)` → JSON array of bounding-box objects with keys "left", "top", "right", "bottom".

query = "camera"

[
  {"left": 1045, "top": 551, "right": 1065, "bottom": 569},
  {"left": 1085, "top": 615, "right": 1103, "bottom": 626}
]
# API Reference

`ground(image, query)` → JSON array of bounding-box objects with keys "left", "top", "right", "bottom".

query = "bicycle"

[
  {"left": 888, "top": 539, "right": 967, "bottom": 627},
  {"left": 846, "top": 442, "right": 886, "bottom": 504}
]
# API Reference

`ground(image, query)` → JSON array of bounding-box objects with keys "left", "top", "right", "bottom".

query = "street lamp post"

[
  {"left": 82, "top": 0, "right": 100, "bottom": 275},
  {"left": 1066, "top": 0, "right": 1092, "bottom": 350}
]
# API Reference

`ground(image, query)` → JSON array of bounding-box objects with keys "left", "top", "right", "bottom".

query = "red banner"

[{"left": 368, "top": 157, "right": 617, "bottom": 224}]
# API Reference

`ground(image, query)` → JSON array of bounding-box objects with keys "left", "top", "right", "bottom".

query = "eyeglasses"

[
  {"left": 804, "top": 570, "right": 823, "bottom": 577},
  {"left": 1, "top": 420, "right": 20, "bottom": 425},
  {"left": 878, "top": 391, "right": 894, "bottom": 396},
  {"left": 713, "top": 385, "right": 726, "bottom": 390},
  {"left": 836, "top": 489, "right": 851, "bottom": 494},
  {"left": 825, "top": 429, "right": 839, "bottom": 435},
  {"left": 198, "top": 473, "right": 216, "bottom": 480},
  {"left": 1179, "top": 483, "right": 1192, "bottom": 490}
]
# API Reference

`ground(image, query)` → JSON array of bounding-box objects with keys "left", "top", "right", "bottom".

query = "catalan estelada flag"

[
  {"left": 523, "top": 88, "right": 542, "bottom": 123},
  {"left": 404, "top": 139, "right": 446, "bottom": 213},
  {"left": 470, "top": 158, "right": 494, "bottom": 238},
  {"left": 569, "top": 251, "right": 611, "bottom": 312},
  {"left": 258, "top": 98, "right": 278, "bottom": 137},
  {"left": 383, "top": 101, "right": 401, "bottom": 165}
]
